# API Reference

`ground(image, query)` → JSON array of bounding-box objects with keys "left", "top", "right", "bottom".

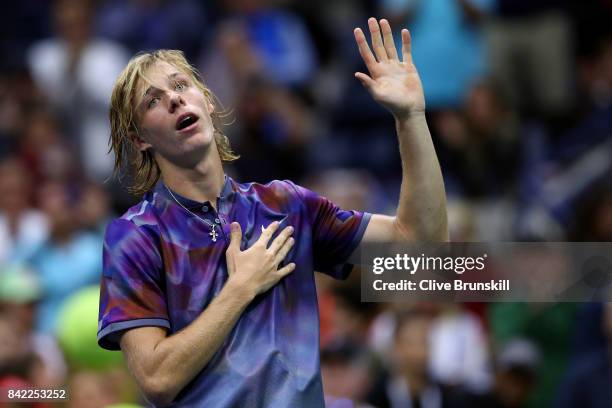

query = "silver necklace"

[{"left": 165, "top": 186, "right": 219, "bottom": 242}]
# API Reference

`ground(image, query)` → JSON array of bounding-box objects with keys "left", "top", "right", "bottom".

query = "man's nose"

[{"left": 168, "top": 91, "right": 184, "bottom": 111}]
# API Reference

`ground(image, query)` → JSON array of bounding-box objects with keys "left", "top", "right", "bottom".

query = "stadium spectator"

[{"left": 26, "top": 0, "right": 129, "bottom": 181}]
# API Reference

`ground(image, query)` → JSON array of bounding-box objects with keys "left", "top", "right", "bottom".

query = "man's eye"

[
  {"left": 147, "top": 97, "right": 160, "bottom": 108},
  {"left": 175, "top": 81, "right": 187, "bottom": 91}
]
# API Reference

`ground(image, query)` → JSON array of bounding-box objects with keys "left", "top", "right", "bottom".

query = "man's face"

[
  {"left": 394, "top": 317, "right": 431, "bottom": 376},
  {"left": 133, "top": 61, "right": 216, "bottom": 167}
]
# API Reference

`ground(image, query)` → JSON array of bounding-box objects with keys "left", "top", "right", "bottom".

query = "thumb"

[
  {"left": 355, "top": 72, "right": 375, "bottom": 90},
  {"left": 229, "top": 222, "right": 242, "bottom": 251}
]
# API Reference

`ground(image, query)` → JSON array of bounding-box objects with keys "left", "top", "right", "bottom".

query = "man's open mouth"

[{"left": 176, "top": 113, "right": 199, "bottom": 131}]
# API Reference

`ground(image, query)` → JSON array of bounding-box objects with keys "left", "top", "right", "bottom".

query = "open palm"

[{"left": 354, "top": 18, "right": 425, "bottom": 119}]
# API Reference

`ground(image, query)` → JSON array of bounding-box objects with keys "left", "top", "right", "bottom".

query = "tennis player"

[{"left": 97, "top": 18, "right": 447, "bottom": 407}]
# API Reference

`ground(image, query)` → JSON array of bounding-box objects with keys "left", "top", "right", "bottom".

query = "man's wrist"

[
  {"left": 224, "top": 277, "right": 256, "bottom": 305},
  {"left": 394, "top": 110, "right": 427, "bottom": 130}
]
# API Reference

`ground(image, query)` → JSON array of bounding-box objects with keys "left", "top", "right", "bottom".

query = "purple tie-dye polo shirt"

[{"left": 97, "top": 175, "right": 371, "bottom": 407}]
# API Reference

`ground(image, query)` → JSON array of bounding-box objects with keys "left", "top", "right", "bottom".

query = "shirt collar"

[{"left": 154, "top": 174, "right": 234, "bottom": 209}]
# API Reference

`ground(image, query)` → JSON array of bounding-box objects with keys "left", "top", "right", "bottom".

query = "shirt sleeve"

[
  {"left": 97, "top": 218, "right": 170, "bottom": 350},
  {"left": 290, "top": 182, "right": 371, "bottom": 280}
]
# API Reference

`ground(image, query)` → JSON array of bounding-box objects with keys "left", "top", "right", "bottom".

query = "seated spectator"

[
  {"left": 434, "top": 80, "right": 520, "bottom": 199},
  {"left": 321, "top": 340, "right": 378, "bottom": 407},
  {"left": 0, "top": 70, "right": 46, "bottom": 156},
  {"left": 471, "top": 338, "right": 540, "bottom": 408},
  {"left": 27, "top": 0, "right": 129, "bottom": 181},
  {"left": 0, "top": 266, "right": 67, "bottom": 389},
  {"left": 0, "top": 158, "right": 49, "bottom": 265},
  {"left": 27, "top": 181, "right": 102, "bottom": 334},
  {"left": 429, "top": 305, "right": 492, "bottom": 393},
  {"left": 0, "top": 314, "right": 41, "bottom": 399},
  {"left": 488, "top": 302, "right": 578, "bottom": 407},
  {"left": 76, "top": 182, "right": 114, "bottom": 237},
  {"left": 18, "top": 106, "right": 76, "bottom": 184},
  {"left": 487, "top": 0, "right": 572, "bottom": 117},
  {"left": 367, "top": 310, "right": 474, "bottom": 408},
  {"left": 368, "top": 303, "right": 492, "bottom": 395},
  {"left": 229, "top": 78, "right": 316, "bottom": 183}
]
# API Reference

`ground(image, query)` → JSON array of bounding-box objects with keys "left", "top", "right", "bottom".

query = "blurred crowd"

[{"left": 0, "top": 0, "right": 611, "bottom": 407}]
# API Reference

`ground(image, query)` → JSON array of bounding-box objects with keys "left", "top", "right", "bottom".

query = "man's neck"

[{"left": 158, "top": 149, "right": 225, "bottom": 206}]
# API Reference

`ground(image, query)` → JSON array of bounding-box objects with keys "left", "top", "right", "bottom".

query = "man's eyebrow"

[{"left": 142, "top": 73, "right": 185, "bottom": 97}]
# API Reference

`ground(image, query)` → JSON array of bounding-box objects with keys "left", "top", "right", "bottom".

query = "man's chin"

[
  {"left": 179, "top": 138, "right": 217, "bottom": 163},
  {"left": 176, "top": 126, "right": 213, "bottom": 142}
]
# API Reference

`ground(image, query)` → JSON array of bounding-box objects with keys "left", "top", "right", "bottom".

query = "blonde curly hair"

[{"left": 109, "top": 49, "right": 238, "bottom": 196}]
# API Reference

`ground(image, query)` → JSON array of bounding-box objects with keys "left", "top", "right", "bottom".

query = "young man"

[{"left": 97, "top": 18, "right": 447, "bottom": 407}]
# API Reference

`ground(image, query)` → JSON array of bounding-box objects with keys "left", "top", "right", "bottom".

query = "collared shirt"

[{"left": 97, "top": 176, "right": 371, "bottom": 407}]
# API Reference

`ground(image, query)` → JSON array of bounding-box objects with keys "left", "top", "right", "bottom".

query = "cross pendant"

[{"left": 209, "top": 225, "right": 218, "bottom": 242}]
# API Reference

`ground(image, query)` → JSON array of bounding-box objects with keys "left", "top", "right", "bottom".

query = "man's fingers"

[
  {"left": 228, "top": 222, "right": 242, "bottom": 252},
  {"left": 368, "top": 17, "right": 387, "bottom": 62},
  {"left": 268, "top": 225, "right": 294, "bottom": 254},
  {"left": 276, "top": 262, "right": 296, "bottom": 278},
  {"left": 354, "top": 28, "right": 376, "bottom": 73},
  {"left": 259, "top": 221, "right": 280, "bottom": 245},
  {"left": 380, "top": 19, "right": 398, "bottom": 60},
  {"left": 274, "top": 236, "right": 295, "bottom": 265},
  {"left": 401, "top": 29, "right": 412, "bottom": 64}
]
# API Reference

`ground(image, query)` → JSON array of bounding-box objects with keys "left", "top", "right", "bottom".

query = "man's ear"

[
  {"left": 207, "top": 101, "right": 215, "bottom": 114},
  {"left": 129, "top": 130, "right": 152, "bottom": 152}
]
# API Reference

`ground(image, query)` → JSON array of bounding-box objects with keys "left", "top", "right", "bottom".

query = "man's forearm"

[
  {"left": 350, "top": 18, "right": 446, "bottom": 239},
  {"left": 136, "top": 280, "right": 254, "bottom": 405},
  {"left": 394, "top": 112, "right": 448, "bottom": 241}
]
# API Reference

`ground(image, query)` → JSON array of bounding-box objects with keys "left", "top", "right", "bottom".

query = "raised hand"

[
  {"left": 225, "top": 221, "right": 296, "bottom": 297},
  {"left": 354, "top": 18, "right": 425, "bottom": 119}
]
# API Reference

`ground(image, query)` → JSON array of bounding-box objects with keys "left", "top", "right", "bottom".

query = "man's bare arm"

[
  {"left": 120, "top": 283, "right": 252, "bottom": 406},
  {"left": 354, "top": 18, "right": 448, "bottom": 243},
  {"left": 119, "top": 221, "right": 295, "bottom": 406}
]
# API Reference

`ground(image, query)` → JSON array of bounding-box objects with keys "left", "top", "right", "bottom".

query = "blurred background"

[{"left": 0, "top": 0, "right": 611, "bottom": 407}]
